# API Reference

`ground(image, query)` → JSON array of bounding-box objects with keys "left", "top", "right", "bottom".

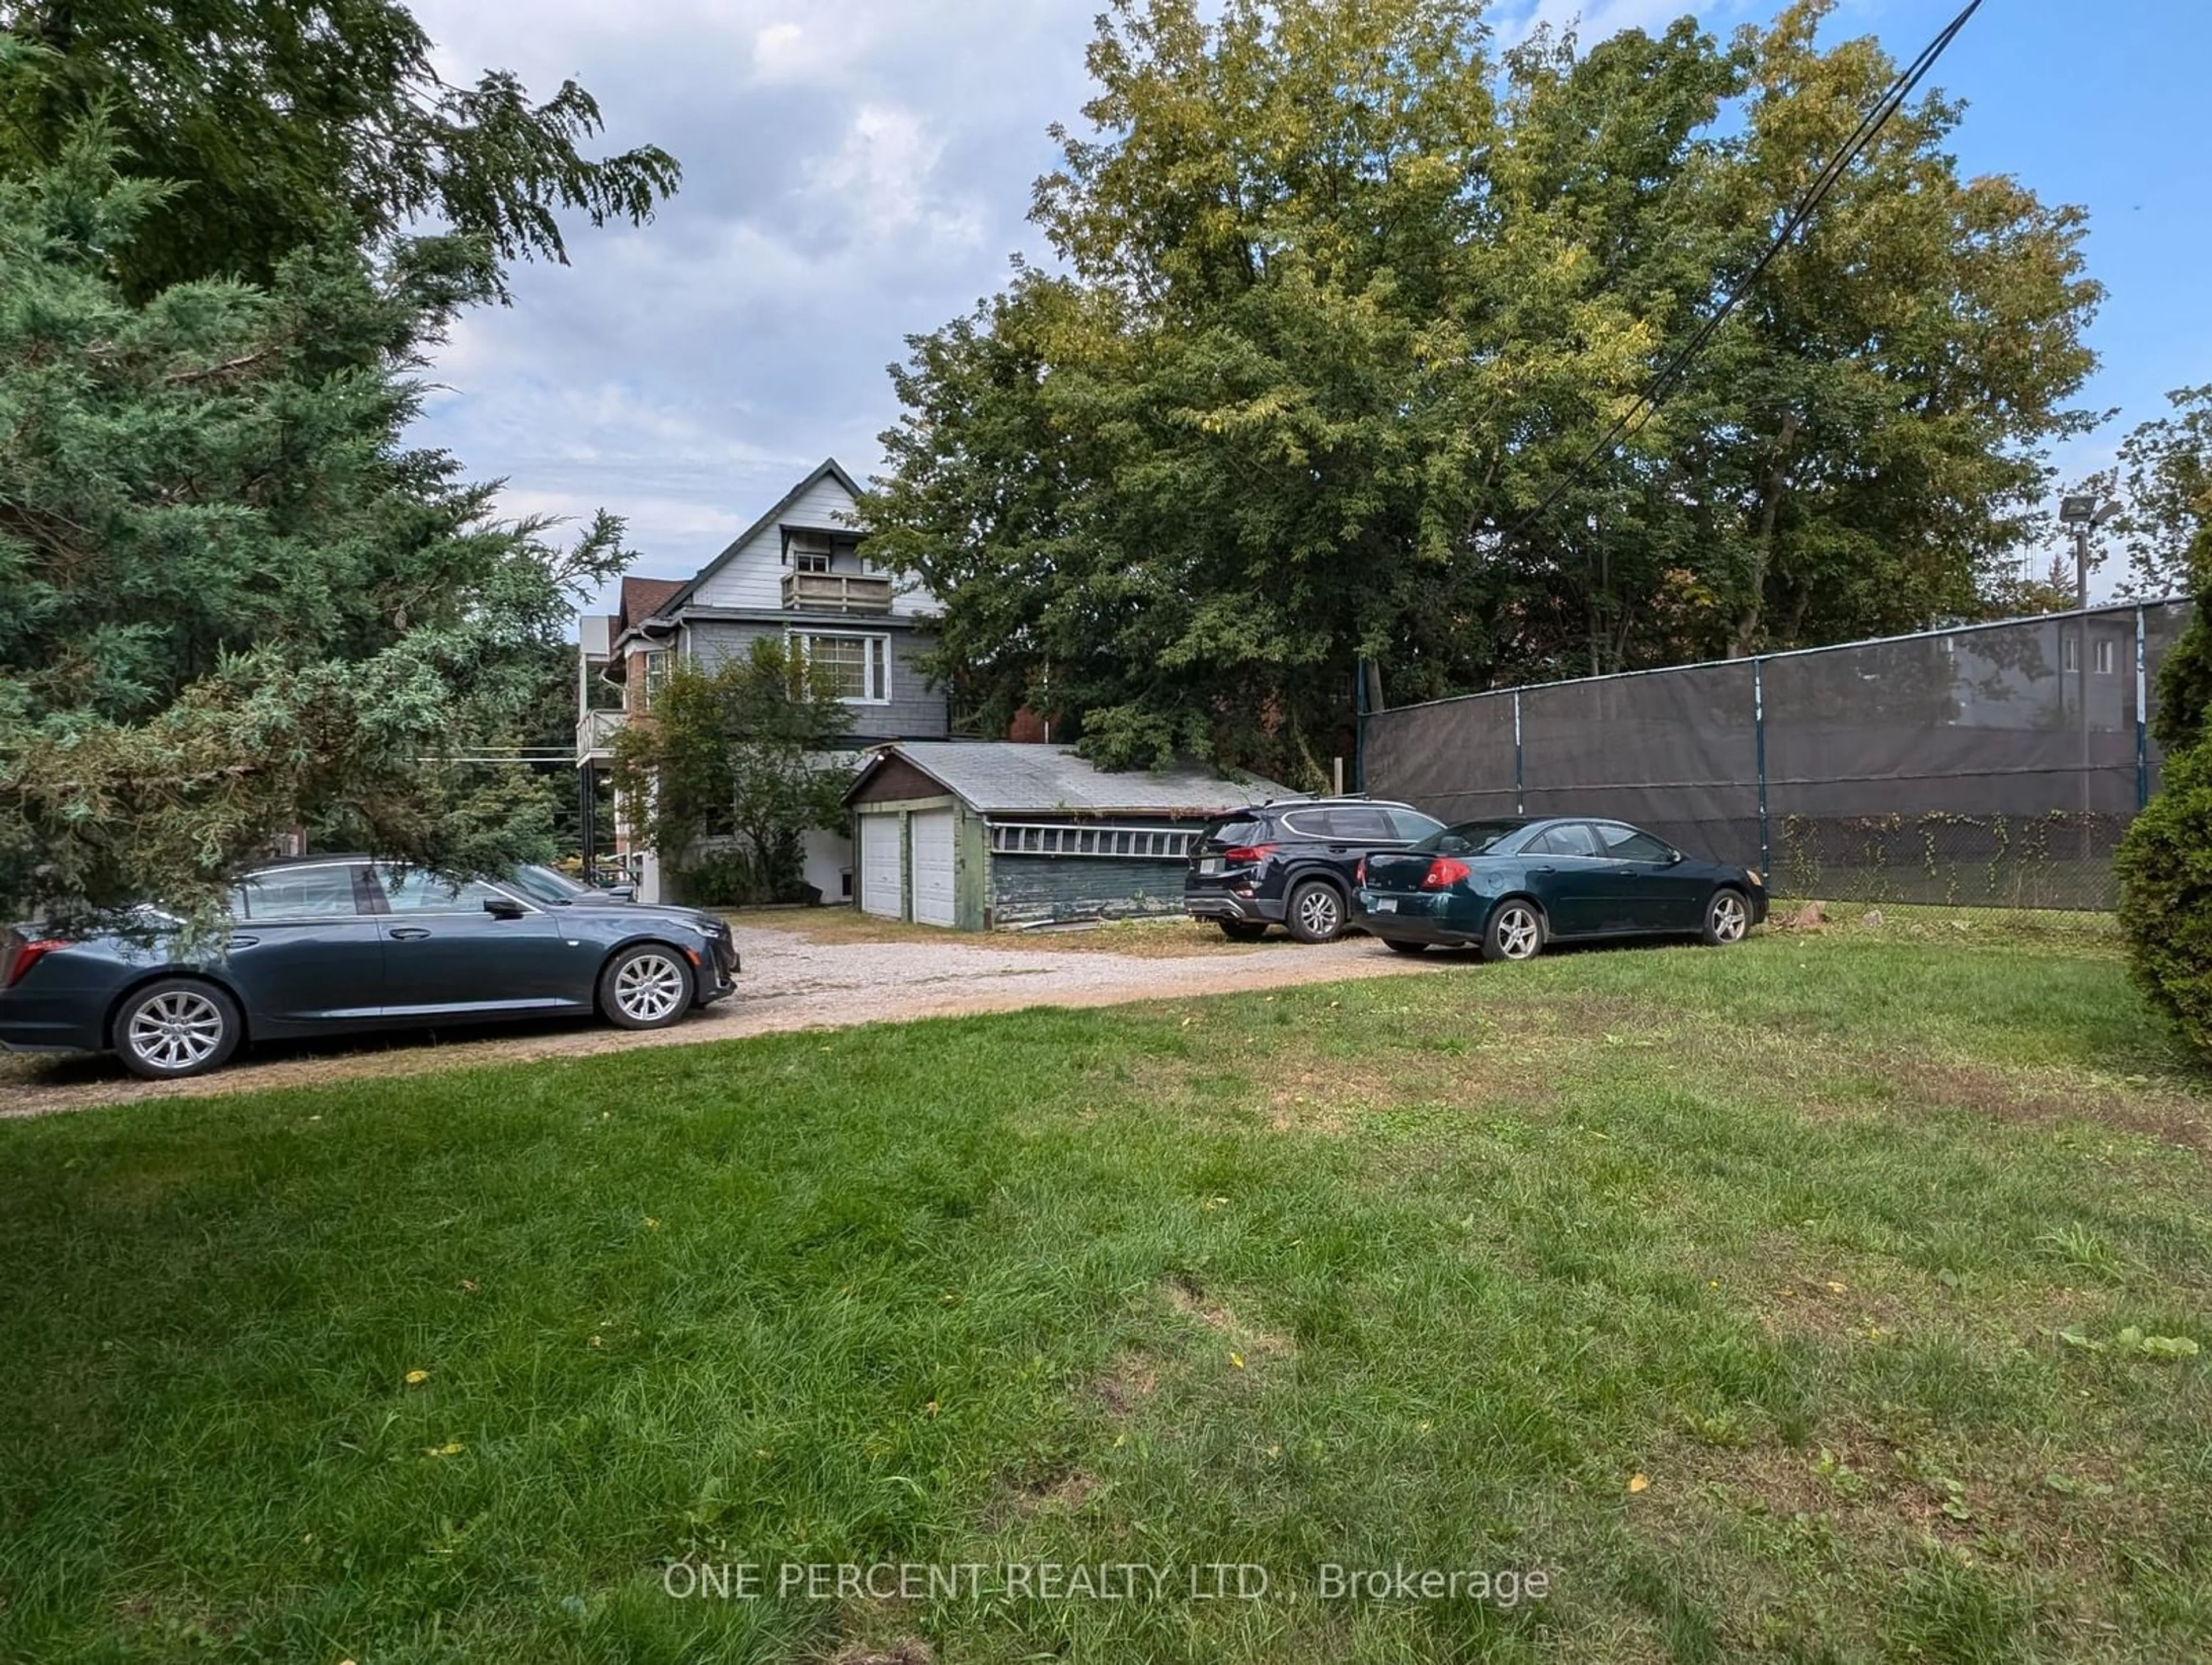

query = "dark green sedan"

[{"left": 1353, "top": 817, "right": 1767, "bottom": 962}]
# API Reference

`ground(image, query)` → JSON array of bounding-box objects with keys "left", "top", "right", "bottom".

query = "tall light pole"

[{"left": 2059, "top": 494, "right": 2123, "bottom": 862}]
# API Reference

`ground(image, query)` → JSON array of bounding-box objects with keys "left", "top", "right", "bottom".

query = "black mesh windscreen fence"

[
  {"left": 1362, "top": 601, "right": 2190, "bottom": 911},
  {"left": 1361, "top": 688, "right": 1520, "bottom": 826},
  {"left": 1518, "top": 661, "right": 1758, "bottom": 866}
]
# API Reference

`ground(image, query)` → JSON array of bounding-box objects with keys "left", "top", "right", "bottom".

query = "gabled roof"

[
  {"left": 846, "top": 742, "right": 1300, "bottom": 818},
  {"left": 618, "top": 576, "right": 685, "bottom": 633},
  {"left": 639, "top": 458, "right": 865, "bottom": 627}
]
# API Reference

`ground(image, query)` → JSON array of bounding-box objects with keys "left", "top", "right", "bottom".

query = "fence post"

[
  {"left": 2136, "top": 605, "right": 2150, "bottom": 811},
  {"left": 1753, "top": 656, "right": 1770, "bottom": 880},
  {"left": 1512, "top": 689, "right": 1525, "bottom": 815}
]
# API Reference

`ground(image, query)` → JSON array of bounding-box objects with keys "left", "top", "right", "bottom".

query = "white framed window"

[
  {"left": 2094, "top": 638, "right": 2116, "bottom": 676},
  {"left": 795, "top": 632, "right": 889, "bottom": 703},
  {"left": 641, "top": 649, "right": 671, "bottom": 706},
  {"left": 793, "top": 550, "right": 832, "bottom": 574},
  {"left": 2061, "top": 637, "right": 2080, "bottom": 674}
]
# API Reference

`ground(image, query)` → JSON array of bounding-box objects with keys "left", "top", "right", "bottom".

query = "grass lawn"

[{"left": 2, "top": 924, "right": 2209, "bottom": 1662}]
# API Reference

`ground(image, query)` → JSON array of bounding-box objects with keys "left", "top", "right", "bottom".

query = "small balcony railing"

[
  {"left": 575, "top": 707, "right": 627, "bottom": 763},
  {"left": 782, "top": 571, "right": 893, "bottom": 615}
]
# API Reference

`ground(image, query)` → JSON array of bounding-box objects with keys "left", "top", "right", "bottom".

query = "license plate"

[
  {"left": 1371, "top": 898, "right": 1397, "bottom": 913},
  {"left": 1199, "top": 857, "right": 1222, "bottom": 875}
]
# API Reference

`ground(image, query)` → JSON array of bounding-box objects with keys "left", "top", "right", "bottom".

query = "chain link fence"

[{"left": 1361, "top": 600, "right": 2191, "bottom": 910}]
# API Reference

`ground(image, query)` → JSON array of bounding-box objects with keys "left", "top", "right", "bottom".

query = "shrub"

[
  {"left": 672, "top": 849, "right": 757, "bottom": 909},
  {"left": 2117, "top": 743, "right": 2212, "bottom": 1055},
  {"left": 672, "top": 841, "right": 816, "bottom": 908}
]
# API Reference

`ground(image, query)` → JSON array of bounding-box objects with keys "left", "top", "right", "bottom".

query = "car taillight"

[
  {"left": 1354, "top": 857, "right": 1367, "bottom": 886},
  {"left": 2, "top": 936, "right": 67, "bottom": 989},
  {"left": 1221, "top": 844, "right": 1276, "bottom": 865},
  {"left": 1420, "top": 858, "right": 1471, "bottom": 890}
]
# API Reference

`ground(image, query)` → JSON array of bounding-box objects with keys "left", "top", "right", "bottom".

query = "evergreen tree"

[
  {"left": 0, "top": 101, "right": 628, "bottom": 929},
  {"left": 2115, "top": 388, "right": 2212, "bottom": 1055}
]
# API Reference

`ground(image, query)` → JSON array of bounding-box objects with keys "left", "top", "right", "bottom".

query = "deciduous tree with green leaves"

[
  {"left": 862, "top": 0, "right": 2100, "bottom": 778},
  {"left": 0, "top": 1, "right": 677, "bottom": 297},
  {"left": 609, "top": 641, "right": 855, "bottom": 907}
]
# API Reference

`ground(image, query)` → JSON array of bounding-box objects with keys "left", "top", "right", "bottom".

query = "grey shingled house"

[{"left": 846, "top": 743, "right": 1300, "bottom": 929}]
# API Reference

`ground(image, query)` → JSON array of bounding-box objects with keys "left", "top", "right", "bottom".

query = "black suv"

[{"left": 1184, "top": 798, "right": 1445, "bottom": 943}]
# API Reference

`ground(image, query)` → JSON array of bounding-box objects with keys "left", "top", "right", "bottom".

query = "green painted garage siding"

[{"left": 987, "top": 853, "right": 1188, "bottom": 927}]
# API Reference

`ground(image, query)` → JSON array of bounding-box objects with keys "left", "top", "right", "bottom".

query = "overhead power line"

[{"left": 1501, "top": 0, "right": 1988, "bottom": 541}]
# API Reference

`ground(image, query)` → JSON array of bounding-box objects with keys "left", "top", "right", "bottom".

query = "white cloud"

[
  {"left": 750, "top": 20, "right": 846, "bottom": 85},
  {"left": 803, "top": 104, "right": 986, "bottom": 257},
  {"left": 395, "top": 0, "right": 1083, "bottom": 573}
]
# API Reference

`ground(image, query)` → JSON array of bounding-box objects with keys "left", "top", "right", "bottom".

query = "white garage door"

[
  {"left": 911, "top": 809, "right": 957, "bottom": 928},
  {"left": 859, "top": 814, "right": 904, "bottom": 919}
]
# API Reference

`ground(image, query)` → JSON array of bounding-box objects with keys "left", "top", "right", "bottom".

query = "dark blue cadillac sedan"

[{"left": 0, "top": 858, "right": 738, "bottom": 1080}]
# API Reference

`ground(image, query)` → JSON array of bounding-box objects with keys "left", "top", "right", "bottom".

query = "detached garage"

[{"left": 846, "top": 743, "right": 1295, "bottom": 930}]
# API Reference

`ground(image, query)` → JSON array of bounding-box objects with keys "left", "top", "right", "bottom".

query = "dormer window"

[{"left": 786, "top": 529, "right": 841, "bottom": 572}]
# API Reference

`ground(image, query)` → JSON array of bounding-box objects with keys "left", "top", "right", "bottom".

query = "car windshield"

[
  {"left": 508, "top": 864, "right": 595, "bottom": 905},
  {"left": 1412, "top": 820, "right": 1525, "bottom": 857}
]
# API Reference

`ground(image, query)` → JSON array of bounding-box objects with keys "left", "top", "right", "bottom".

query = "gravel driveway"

[{"left": 1, "top": 924, "right": 1453, "bottom": 1118}]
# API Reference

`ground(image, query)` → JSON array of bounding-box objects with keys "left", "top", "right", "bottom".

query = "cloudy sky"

[{"left": 405, "top": 0, "right": 2212, "bottom": 610}]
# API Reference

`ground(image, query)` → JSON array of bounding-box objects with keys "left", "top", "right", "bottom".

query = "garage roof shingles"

[{"left": 853, "top": 743, "right": 1298, "bottom": 818}]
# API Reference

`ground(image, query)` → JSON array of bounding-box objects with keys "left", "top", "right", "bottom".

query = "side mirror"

[
  {"left": 1667, "top": 850, "right": 1685, "bottom": 866},
  {"left": 484, "top": 896, "right": 527, "bottom": 919}
]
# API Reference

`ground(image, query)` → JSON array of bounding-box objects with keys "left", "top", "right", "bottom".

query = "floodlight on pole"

[
  {"left": 2052, "top": 494, "right": 2127, "bottom": 852},
  {"left": 2056, "top": 497, "right": 2123, "bottom": 611}
]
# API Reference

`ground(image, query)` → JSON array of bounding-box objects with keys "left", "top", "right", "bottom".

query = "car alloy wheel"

[
  {"left": 127, "top": 989, "right": 226, "bottom": 1072},
  {"left": 613, "top": 949, "right": 688, "bottom": 1025},
  {"left": 1287, "top": 881, "right": 1344, "bottom": 944},
  {"left": 115, "top": 980, "right": 241, "bottom": 1079},
  {"left": 1487, "top": 902, "right": 1544, "bottom": 963},
  {"left": 1706, "top": 890, "right": 1749, "bottom": 945}
]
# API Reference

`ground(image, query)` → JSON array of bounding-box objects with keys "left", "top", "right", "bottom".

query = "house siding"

[
  {"left": 691, "top": 472, "right": 935, "bottom": 618},
  {"left": 682, "top": 618, "right": 948, "bottom": 741}
]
